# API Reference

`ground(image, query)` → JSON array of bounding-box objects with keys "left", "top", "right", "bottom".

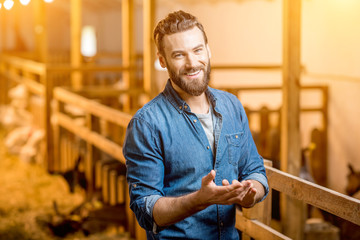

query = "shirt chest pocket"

[{"left": 225, "top": 132, "right": 246, "bottom": 166}]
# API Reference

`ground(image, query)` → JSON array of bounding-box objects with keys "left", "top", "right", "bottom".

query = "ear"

[
  {"left": 349, "top": 164, "right": 355, "bottom": 174},
  {"left": 206, "top": 44, "right": 212, "bottom": 59},
  {"left": 157, "top": 52, "right": 167, "bottom": 68}
]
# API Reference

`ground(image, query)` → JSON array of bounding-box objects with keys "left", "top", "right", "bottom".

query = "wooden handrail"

[
  {"left": 1, "top": 55, "right": 46, "bottom": 75},
  {"left": 54, "top": 87, "right": 132, "bottom": 127},
  {"left": 236, "top": 210, "right": 291, "bottom": 240},
  {"left": 266, "top": 165, "right": 360, "bottom": 226},
  {"left": 46, "top": 64, "right": 130, "bottom": 72},
  {"left": 55, "top": 112, "right": 125, "bottom": 164}
]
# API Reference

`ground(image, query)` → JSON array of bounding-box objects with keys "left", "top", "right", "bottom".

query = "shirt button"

[
  {"left": 193, "top": 119, "right": 197, "bottom": 123},
  {"left": 220, "top": 222, "right": 224, "bottom": 227},
  {"left": 235, "top": 135, "right": 238, "bottom": 138},
  {"left": 184, "top": 105, "right": 188, "bottom": 109},
  {"left": 179, "top": 106, "right": 182, "bottom": 110},
  {"left": 207, "top": 146, "right": 210, "bottom": 149}
]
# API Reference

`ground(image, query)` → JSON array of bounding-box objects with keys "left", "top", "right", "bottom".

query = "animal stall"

[
  {"left": 52, "top": 86, "right": 144, "bottom": 239},
  {"left": 51, "top": 86, "right": 360, "bottom": 240},
  {"left": 0, "top": 54, "right": 138, "bottom": 171}
]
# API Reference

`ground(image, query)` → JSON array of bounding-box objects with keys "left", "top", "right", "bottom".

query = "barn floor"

[{"left": 0, "top": 128, "right": 132, "bottom": 240}]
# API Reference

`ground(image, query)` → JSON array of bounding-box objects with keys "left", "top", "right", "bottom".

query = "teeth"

[{"left": 186, "top": 70, "right": 200, "bottom": 76}]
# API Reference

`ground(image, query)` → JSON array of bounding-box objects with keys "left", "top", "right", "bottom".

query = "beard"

[{"left": 167, "top": 60, "right": 211, "bottom": 96}]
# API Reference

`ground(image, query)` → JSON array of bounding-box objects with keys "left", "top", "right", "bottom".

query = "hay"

[{"left": 0, "top": 128, "right": 131, "bottom": 240}]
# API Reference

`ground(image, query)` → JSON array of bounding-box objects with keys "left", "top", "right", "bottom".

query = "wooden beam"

[
  {"left": 33, "top": 0, "right": 48, "bottom": 62},
  {"left": 281, "top": 0, "right": 303, "bottom": 239},
  {"left": 43, "top": 69, "right": 54, "bottom": 171},
  {"left": 53, "top": 87, "right": 132, "bottom": 127},
  {"left": 143, "top": 0, "right": 156, "bottom": 98},
  {"left": 236, "top": 210, "right": 291, "bottom": 240},
  {"left": 56, "top": 112, "right": 125, "bottom": 164},
  {"left": 266, "top": 166, "right": 360, "bottom": 226},
  {"left": 0, "top": 10, "right": 6, "bottom": 52},
  {"left": 70, "top": 0, "right": 82, "bottom": 88},
  {"left": 122, "top": 0, "right": 135, "bottom": 111}
]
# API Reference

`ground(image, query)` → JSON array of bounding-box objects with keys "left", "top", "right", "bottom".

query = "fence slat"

[
  {"left": 266, "top": 166, "right": 360, "bottom": 225},
  {"left": 236, "top": 210, "right": 291, "bottom": 240},
  {"left": 56, "top": 112, "right": 125, "bottom": 164}
]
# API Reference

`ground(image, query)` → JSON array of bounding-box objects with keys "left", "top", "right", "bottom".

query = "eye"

[
  {"left": 194, "top": 48, "right": 203, "bottom": 54},
  {"left": 172, "top": 52, "right": 184, "bottom": 58}
]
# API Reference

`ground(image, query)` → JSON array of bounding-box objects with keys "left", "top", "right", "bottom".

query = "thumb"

[{"left": 202, "top": 170, "right": 216, "bottom": 185}]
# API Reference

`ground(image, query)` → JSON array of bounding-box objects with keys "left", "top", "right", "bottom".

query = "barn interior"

[{"left": 0, "top": 0, "right": 360, "bottom": 239}]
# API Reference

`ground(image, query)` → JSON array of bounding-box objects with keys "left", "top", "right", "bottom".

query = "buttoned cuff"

[
  {"left": 243, "top": 172, "right": 269, "bottom": 202},
  {"left": 144, "top": 195, "right": 164, "bottom": 234}
]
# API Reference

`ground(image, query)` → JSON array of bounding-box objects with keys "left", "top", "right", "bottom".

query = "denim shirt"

[{"left": 123, "top": 80, "right": 269, "bottom": 240}]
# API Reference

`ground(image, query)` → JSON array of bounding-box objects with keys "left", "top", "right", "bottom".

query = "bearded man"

[{"left": 123, "top": 10, "right": 269, "bottom": 240}]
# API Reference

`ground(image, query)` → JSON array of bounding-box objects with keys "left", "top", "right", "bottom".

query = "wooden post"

[
  {"left": 281, "top": 0, "right": 304, "bottom": 239},
  {"left": 122, "top": 0, "right": 135, "bottom": 112},
  {"left": 242, "top": 160, "right": 273, "bottom": 240},
  {"left": 0, "top": 10, "right": 5, "bottom": 52},
  {"left": 43, "top": 68, "right": 55, "bottom": 172},
  {"left": 85, "top": 113, "right": 100, "bottom": 197},
  {"left": 33, "top": 0, "right": 48, "bottom": 62},
  {"left": 143, "top": 0, "right": 156, "bottom": 98},
  {"left": 70, "top": 0, "right": 82, "bottom": 88}
]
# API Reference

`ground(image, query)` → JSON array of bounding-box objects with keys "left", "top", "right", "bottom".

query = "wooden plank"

[
  {"left": 281, "top": 0, "right": 303, "bottom": 239},
  {"left": 117, "top": 175, "right": 126, "bottom": 204},
  {"left": 122, "top": 0, "right": 135, "bottom": 112},
  {"left": 70, "top": 0, "right": 82, "bottom": 88},
  {"left": 1, "top": 55, "right": 46, "bottom": 75},
  {"left": 43, "top": 69, "right": 55, "bottom": 171},
  {"left": 71, "top": 87, "right": 144, "bottom": 99},
  {"left": 109, "top": 170, "right": 118, "bottom": 206},
  {"left": 33, "top": 0, "right": 48, "bottom": 63},
  {"left": 47, "top": 64, "right": 129, "bottom": 72},
  {"left": 266, "top": 166, "right": 360, "bottom": 226},
  {"left": 56, "top": 112, "right": 125, "bottom": 164},
  {"left": 22, "top": 77, "right": 45, "bottom": 96},
  {"left": 236, "top": 210, "right": 291, "bottom": 240},
  {"left": 143, "top": 0, "right": 156, "bottom": 98},
  {"left": 54, "top": 87, "right": 132, "bottom": 127},
  {"left": 212, "top": 64, "right": 282, "bottom": 70}
]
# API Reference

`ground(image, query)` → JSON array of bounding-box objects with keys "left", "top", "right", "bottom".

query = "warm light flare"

[
  {"left": 4, "top": 0, "right": 14, "bottom": 10},
  {"left": 81, "top": 26, "right": 97, "bottom": 58},
  {"left": 44, "top": 0, "right": 54, "bottom": 3},
  {"left": 20, "top": 0, "right": 31, "bottom": 6}
]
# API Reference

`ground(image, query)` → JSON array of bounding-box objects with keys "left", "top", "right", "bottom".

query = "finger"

[
  {"left": 239, "top": 180, "right": 253, "bottom": 188},
  {"left": 222, "top": 179, "right": 230, "bottom": 186},
  {"left": 202, "top": 170, "right": 216, "bottom": 185}
]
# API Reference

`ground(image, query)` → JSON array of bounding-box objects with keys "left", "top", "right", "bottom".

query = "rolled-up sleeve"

[{"left": 123, "top": 118, "right": 164, "bottom": 231}]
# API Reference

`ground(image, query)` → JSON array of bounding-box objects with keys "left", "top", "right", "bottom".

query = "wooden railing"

[
  {"left": 236, "top": 160, "right": 360, "bottom": 240},
  {"left": 0, "top": 54, "right": 140, "bottom": 172},
  {"left": 2, "top": 56, "right": 358, "bottom": 240},
  {"left": 52, "top": 86, "right": 145, "bottom": 239}
]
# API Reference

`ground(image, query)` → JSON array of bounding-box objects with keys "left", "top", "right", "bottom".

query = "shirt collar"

[{"left": 162, "top": 79, "right": 218, "bottom": 114}]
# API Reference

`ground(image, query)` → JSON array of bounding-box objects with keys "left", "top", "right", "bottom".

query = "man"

[{"left": 123, "top": 10, "right": 269, "bottom": 239}]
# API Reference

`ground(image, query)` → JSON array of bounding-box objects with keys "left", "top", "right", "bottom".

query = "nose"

[{"left": 185, "top": 53, "right": 197, "bottom": 68}]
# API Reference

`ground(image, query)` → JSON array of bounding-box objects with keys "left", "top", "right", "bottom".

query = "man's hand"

[
  {"left": 153, "top": 170, "right": 265, "bottom": 227},
  {"left": 196, "top": 170, "right": 263, "bottom": 208}
]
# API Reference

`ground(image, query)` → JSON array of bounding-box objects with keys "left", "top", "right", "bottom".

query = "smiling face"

[{"left": 158, "top": 27, "right": 211, "bottom": 96}]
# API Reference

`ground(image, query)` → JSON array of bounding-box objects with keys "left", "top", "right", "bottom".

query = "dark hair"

[{"left": 153, "top": 10, "right": 208, "bottom": 56}]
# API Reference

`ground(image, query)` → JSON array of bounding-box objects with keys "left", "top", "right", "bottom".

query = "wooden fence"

[
  {"left": 0, "top": 54, "right": 140, "bottom": 172},
  {"left": 237, "top": 160, "right": 360, "bottom": 240},
  {"left": 1, "top": 55, "right": 359, "bottom": 240},
  {"left": 51, "top": 86, "right": 359, "bottom": 240}
]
